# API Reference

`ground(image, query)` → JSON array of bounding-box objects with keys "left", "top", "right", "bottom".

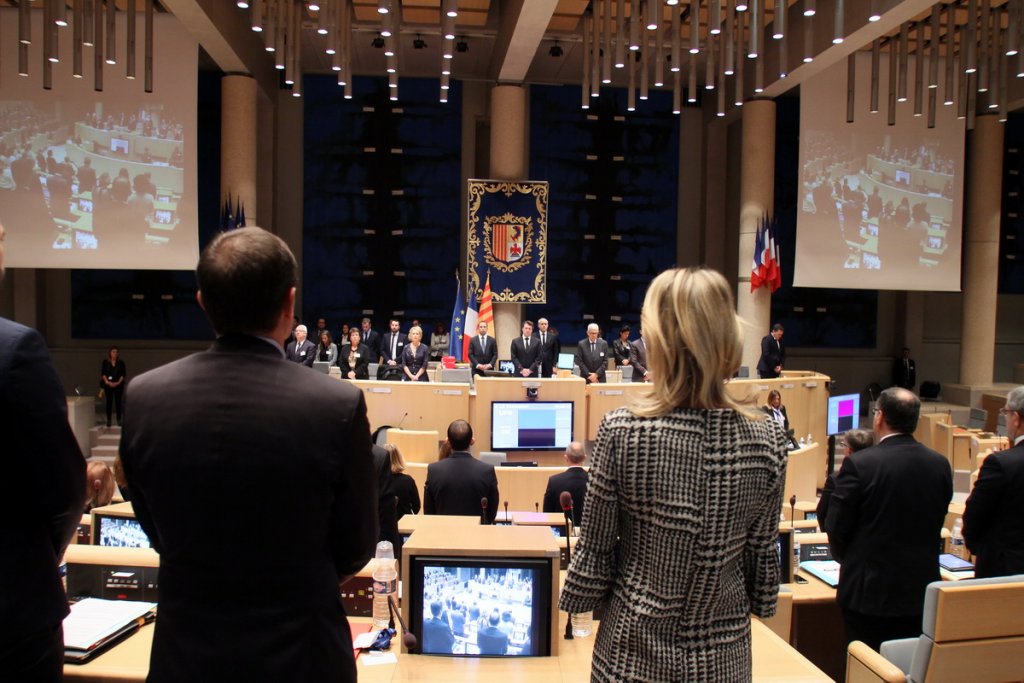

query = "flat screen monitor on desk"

[
  {"left": 110, "top": 138, "right": 130, "bottom": 154},
  {"left": 777, "top": 527, "right": 794, "bottom": 583},
  {"left": 407, "top": 556, "right": 552, "bottom": 656},
  {"left": 556, "top": 353, "right": 575, "bottom": 371},
  {"left": 826, "top": 393, "right": 860, "bottom": 436},
  {"left": 93, "top": 514, "right": 151, "bottom": 549},
  {"left": 491, "top": 401, "right": 573, "bottom": 452},
  {"left": 497, "top": 360, "right": 515, "bottom": 374}
]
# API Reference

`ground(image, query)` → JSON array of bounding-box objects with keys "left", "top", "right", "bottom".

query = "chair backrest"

[
  {"left": 911, "top": 575, "right": 1024, "bottom": 683},
  {"left": 967, "top": 407, "right": 988, "bottom": 430},
  {"left": 439, "top": 368, "right": 472, "bottom": 384}
]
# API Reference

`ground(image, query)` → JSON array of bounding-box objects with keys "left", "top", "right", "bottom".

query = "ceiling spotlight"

[
  {"left": 372, "top": 35, "right": 385, "bottom": 49},
  {"left": 237, "top": 1, "right": 250, "bottom": 7},
  {"left": 377, "top": 0, "right": 389, "bottom": 14},
  {"left": 308, "top": 2, "right": 321, "bottom": 10},
  {"left": 456, "top": 39, "right": 469, "bottom": 53},
  {"left": 549, "top": 42, "right": 563, "bottom": 58},
  {"left": 413, "top": 35, "right": 427, "bottom": 49}
]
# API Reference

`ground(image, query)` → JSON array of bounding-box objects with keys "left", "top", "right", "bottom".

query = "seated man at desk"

[
  {"left": 424, "top": 420, "right": 499, "bottom": 523},
  {"left": 542, "top": 441, "right": 588, "bottom": 527}
]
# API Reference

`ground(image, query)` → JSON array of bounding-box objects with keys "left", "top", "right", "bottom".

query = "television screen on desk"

[
  {"left": 408, "top": 556, "right": 552, "bottom": 657},
  {"left": 94, "top": 515, "right": 151, "bottom": 549},
  {"left": 491, "top": 401, "right": 573, "bottom": 452},
  {"left": 827, "top": 393, "right": 860, "bottom": 436}
]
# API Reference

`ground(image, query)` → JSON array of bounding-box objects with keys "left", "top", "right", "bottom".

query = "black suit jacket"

[
  {"left": 542, "top": 467, "right": 589, "bottom": 527},
  {"left": 467, "top": 335, "right": 498, "bottom": 375},
  {"left": 574, "top": 338, "right": 609, "bottom": 383},
  {"left": 761, "top": 405, "right": 790, "bottom": 433},
  {"left": 963, "top": 441, "right": 1024, "bottom": 578},
  {"left": 380, "top": 331, "right": 408, "bottom": 366},
  {"left": 373, "top": 444, "right": 400, "bottom": 557},
  {"left": 285, "top": 338, "right": 316, "bottom": 366},
  {"left": 338, "top": 343, "right": 371, "bottom": 379},
  {"left": 824, "top": 434, "right": 952, "bottom": 617},
  {"left": 360, "top": 329, "right": 382, "bottom": 362},
  {"left": 0, "top": 318, "right": 86, "bottom": 640},
  {"left": 757, "top": 334, "right": 785, "bottom": 378},
  {"left": 536, "top": 331, "right": 559, "bottom": 378},
  {"left": 120, "top": 335, "right": 378, "bottom": 682},
  {"left": 424, "top": 452, "right": 499, "bottom": 523},
  {"left": 510, "top": 336, "right": 541, "bottom": 376},
  {"left": 891, "top": 357, "right": 917, "bottom": 390},
  {"left": 632, "top": 338, "right": 649, "bottom": 381}
]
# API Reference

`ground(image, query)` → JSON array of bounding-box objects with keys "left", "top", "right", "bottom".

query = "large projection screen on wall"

[
  {"left": 795, "top": 52, "right": 965, "bottom": 291},
  {"left": 0, "top": 10, "right": 198, "bottom": 270}
]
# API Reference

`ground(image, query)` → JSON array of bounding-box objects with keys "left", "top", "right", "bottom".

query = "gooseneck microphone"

[
  {"left": 535, "top": 502, "right": 539, "bottom": 513},
  {"left": 397, "top": 412, "right": 408, "bottom": 429},
  {"left": 789, "top": 494, "right": 797, "bottom": 529},
  {"left": 503, "top": 500, "right": 508, "bottom": 522},
  {"left": 559, "top": 490, "right": 575, "bottom": 640},
  {"left": 480, "top": 497, "right": 489, "bottom": 525},
  {"left": 387, "top": 595, "right": 418, "bottom": 652}
]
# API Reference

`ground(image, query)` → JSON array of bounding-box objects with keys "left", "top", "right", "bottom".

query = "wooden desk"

[
  {"left": 64, "top": 611, "right": 831, "bottom": 682},
  {"left": 353, "top": 380, "right": 471, "bottom": 442},
  {"left": 386, "top": 429, "right": 441, "bottom": 464},
  {"left": 915, "top": 411, "right": 951, "bottom": 453},
  {"left": 782, "top": 443, "right": 821, "bottom": 512}
]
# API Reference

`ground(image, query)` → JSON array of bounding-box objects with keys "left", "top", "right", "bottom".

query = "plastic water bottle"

[
  {"left": 571, "top": 611, "right": 593, "bottom": 637},
  {"left": 950, "top": 518, "right": 966, "bottom": 560},
  {"left": 793, "top": 536, "right": 802, "bottom": 575},
  {"left": 806, "top": 432, "right": 813, "bottom": 446},
  {"left": 372, "top": 541, "right": 397, "bottom": 629}
]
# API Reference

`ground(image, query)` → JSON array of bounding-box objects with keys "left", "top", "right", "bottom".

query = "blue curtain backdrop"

[
  {"left": 302, "top": 75, "right": 462, "bottom": 334},
  {"left": 529, "top": 84, "right": 679, "bottom": 344}
]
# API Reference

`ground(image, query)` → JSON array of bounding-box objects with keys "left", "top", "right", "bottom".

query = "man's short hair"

[
  {"left": 587, "top": 323, "right": 599, "bottom": 333},
  {"left": 447, "top": 419, "right": 473, "bottom": 451},
  {"left": 489, "top": 611, "right": 500, "bottom": 626},
  {"left": 196, "top": 227, "right": 297, "bottom": 335},
  {"left": 565, "top": 441, "right": 586, "bottom": 464},
  {"left": 1006, "top": 386, "right": 1024, "bottom": 416},
  {"left": 771, "top": 323, "right": 784, "bottom": 332},
  {"left": 877, "top": 387, "right": 920, "bottom": 434},
  {"left": 431, "top": 601, "right": 443, "bottom": 617},
  {"left": 619, "top": 324, "right": 631, "bottom": 334},
  {"left": 843, "top": 428, "right": 874, "bottom": 453},
  {"left": 361, "top": 317, "right": 371, "bottom": 326},
  {"left": 296, "top": 324, "right": 308, "bottom": 333},
  {"left": 522, "top": 320, "right": 534, "bottom": 329}
]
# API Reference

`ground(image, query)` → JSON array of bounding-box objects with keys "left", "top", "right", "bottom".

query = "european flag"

[{"left": 448, "top": 275, "right": 466, "bottom": 360}]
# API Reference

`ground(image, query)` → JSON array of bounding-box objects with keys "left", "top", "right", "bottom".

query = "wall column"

[
  {"left": 736, "top": 99, "right": 776, "bottom": 374},
  {"left": 959, "top": 114, "right": 1003, "bottom": 386},
  {"left": 488, "top": 85, "right": 527, "bottom": 350},
  {"left": 221, "top": 74, "right": 259, "bottom": 227}
]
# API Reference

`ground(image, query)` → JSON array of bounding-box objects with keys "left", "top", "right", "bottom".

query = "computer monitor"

[
  {"left": 110, "top": 138, "right": 130, "bottom": 154},
  {"left": 556, "top": 353, "right": 574, "bottom": 371},
  {"left": 93, "top": 514, "right": 151, "bottom": 549},
  {"left": 497, "top": 360, "right": 515, "bottom": 374},
  {"left": 826, "top": 393, "right": 861, "bottom": 436},
  {"left": 78, "top": 197, "right": 93, "bottom": 213},
  {"left": 491, "top": 401, "right": 573, "bottom": 452},
  {"left": 777, "top": 527, "right": 794, "bottom": 583},
  {"left": 153, "top": 209, "right": 174, "bottom": 224},
  {"left": 407, "top": 556, "right": 552, "bottom": 656}
]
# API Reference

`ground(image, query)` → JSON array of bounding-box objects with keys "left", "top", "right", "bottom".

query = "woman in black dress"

[
  {"left": 338, "top": 328, "right": 370, "bottom": 380},
  {"left": 384, "top": 444, "right": 421, "bottom": 519},
  {"left": 401, "top": 325, "right": 430, "bottom": 382},
  {"left": 100, "top": 346, "right": 127, "bottom": 427}
]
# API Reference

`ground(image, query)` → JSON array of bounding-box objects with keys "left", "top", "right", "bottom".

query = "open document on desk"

[
  {"left": 799, "top": 561, "right": 841, "bottom": 587},
  {"left": 64, "top": 597, "right": 156, "bottom": 663}
]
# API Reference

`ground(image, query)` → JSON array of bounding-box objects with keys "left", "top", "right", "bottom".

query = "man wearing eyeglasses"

[
  {"left": 824, "top": 387, "right": 952, "bottom": 652},
  {"left": 963, "top": 386, "right": 1024, "bottom": 579}
]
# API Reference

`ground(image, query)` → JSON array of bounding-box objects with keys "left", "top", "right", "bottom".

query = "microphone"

[
  {"left": 397, "top": 412, "right": 409, "bottom": 429},
  {"left": 480, "top": 497, "right": 489, "bottom": 525},
  {"left": 789, "top": 494, "right": 797, "bottom": 529},
  {"left": 559, "top": 490, "right": 575, "bottom": 536},
  {"left": 503, "top": 500, "right": 508, "bottom": 522},
  {"left": 559, "top": 491, "right": 575, "bottom": 640},
  {"left": 387, "top": 595, "right": 418, "bottom": 652},
  {"left": 535, "top": 502, "right": 539, "bottom": 513}
]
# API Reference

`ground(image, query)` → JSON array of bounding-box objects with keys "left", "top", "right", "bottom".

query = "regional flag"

[{"left": 478, "top": 271, "right": 493, "bottom": 327}]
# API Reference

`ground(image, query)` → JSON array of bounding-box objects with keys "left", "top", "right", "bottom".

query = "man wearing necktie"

[
  {"left": 378, "top": 319, "right": 406, "bottom": 379},
  {"left": 510, "top": 320, "right": 541, "bottom": 377},
  {"left": 468, "top": 321, "right": 497, "bottom": 376},
  {"left": 891, "top": 347, "right": 917, "bottom": 391},
  {"left": 574, "top": 323, "right": 609, "bottom": 384},
  {"left": 536, "top": 317, "right": 559, "bottom": 378},
  {"left": 756, "top": 323, "right": 785, "bottom": 379}
]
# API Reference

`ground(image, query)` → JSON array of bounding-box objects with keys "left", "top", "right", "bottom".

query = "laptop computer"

[{"left": 312, "top": 361, "right": 331, "bottom": 374}]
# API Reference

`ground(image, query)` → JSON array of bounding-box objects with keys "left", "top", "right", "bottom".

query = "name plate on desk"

[
  {"left": 597, "top": 390, "right": 624, "bottom": 396},
  {"left": 367, "top": 387, "right": 392, "bottom": 394},
  {"left": 780, "top": 383, "right": 795, "bottom": 389},
  {"left": 803, "top": 382, "right": 818, "bottom": 388},
  {"left": 436, "top": 389, "right": 464, "bottom": 396}
]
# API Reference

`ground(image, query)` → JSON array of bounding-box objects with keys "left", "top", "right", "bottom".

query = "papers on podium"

[{"left": 63, "top": 597, "right": 156, "bottom": 663}]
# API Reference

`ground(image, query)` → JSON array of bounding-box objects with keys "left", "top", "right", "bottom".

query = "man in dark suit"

[
  {"left": 891, "top": 347, "right": 917, "bottom": 391},
  {"left": 373, "top": 444, "right": 400, "bottom": 558},
  {"left": 632, "top": 331, "right": 650, "bottom": 382},
  {"left": 285, "top": 324, "right": 316, "bottom": 366},
  {"left": 378, "top": 318, "right": 406, "bottom": 379},
  {"left": 421, "top": 602, "right": 455, "bottom": 654},
  {"left": 467, "top": 321, "right": 497, "bottom": 376},
  {"left": 510, "top": 320, "right": 540, "bottom": 377},
  {"left": 424, "top": 420, "right": 499, "bottom": 523},
  {"left": 0, "top": 221, "right": 87, "bottom": 682},
  {"left": 574, "top": 323, "right": 609, "bottom": 384},
  {"left": 476, "top": 611, "right": 510, "bottom": 655},
  {"left": 824, "top": 387, "right": 952, "bottom": 652},
  {"left": 120, "top": 227, "right": 378, "bottom": 683},
  {"left": 77, "top": 157, "right": 97, "bottom": 192},
  {"left": 359, "top": 317, "right": 381, "bottom": 362},
  {"left": 542, "top": 441, "right": 589, "bottom": 527},
  {"left": 536, "top": 317, "right": 558, "bottom": 378},
  {"left": 757, "top": 323, "right": 785, "bottom": 379},
  {"left": 963, "top": 385, "right": 1024, "bottom": 578}
]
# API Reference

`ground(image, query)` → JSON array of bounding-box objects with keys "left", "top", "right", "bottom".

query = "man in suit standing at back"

[
  {"left": 285, "top": 324, "right": 316, "bottom": 366},
  {"left": 424, "top": 420, "right": 499, "bottom": 523},
  {"left": 574, "top": 323, "right": 609, "bottom": 384},
  {"left": 510, "top": 320, "right": 540, "bottom": 377},
  {"left": 542, "top": 441, "right": 589, "bottom": 527},
  {"left": 824, "top": 387, "right": 952, "bottom": 652},
  {"left": 360, "top": 317, "right": 381, "bottom": 363},
  {"left": 120, "top": 227, "right": 378, "bottom": 683},
  {"left": 963, "top": 385, "right": 1024, "bottom": 578},
  {"left": 0, "top": 222, "right": 87, "bottom": 682},
  {"left": 536, "top": 317, "right": 558, "bottom": 378},
  {"left": 468, "top": 321, "right": 497, "bottom": 376}
]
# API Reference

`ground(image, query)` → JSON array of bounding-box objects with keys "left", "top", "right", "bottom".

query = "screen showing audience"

[
  {"left": 97, "top": 516, "right": 151, "bottom": 549},
  {"left": 796, "top": 52, "right": 964, "bottom": 291},
  {"left": 491, "top": 401, "right": 573, "bottom": 451}
]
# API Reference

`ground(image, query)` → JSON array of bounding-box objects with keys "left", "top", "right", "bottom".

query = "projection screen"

[
  {"left": 795, "top": 52, "right": 965, "bottom": 291},
  {"left": 0, "top": 9, "right": 198, "bottom": 270}
]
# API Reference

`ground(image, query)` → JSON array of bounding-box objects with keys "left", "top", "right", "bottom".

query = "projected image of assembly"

[{"left": 419, "top": 565, "right": 538, "bottom": 656}]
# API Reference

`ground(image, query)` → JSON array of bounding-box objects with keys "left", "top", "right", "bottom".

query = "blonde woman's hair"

[
  {"left": 408, "top": 325, "right": 423, "bottom": 341},
  {"left": 86, "top": 461, "right": 116, "bottom": 511},
  {"left": 631, "top": 267, "right": 753, "bottom": 418},
  {"left": 384, "top": 443, "right": 407, "bottom": 474}
]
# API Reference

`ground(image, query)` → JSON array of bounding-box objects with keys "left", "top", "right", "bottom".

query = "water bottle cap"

[{"left": 375, "top": 540, "right": 395, "bottom": 559}]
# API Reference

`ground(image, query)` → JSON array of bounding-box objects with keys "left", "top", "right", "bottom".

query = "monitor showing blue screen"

[
  {"left": 556, "top": 352, "right": 575, "bottom": 370},
  {"left": 491, "top": 401, "right": 573, "bottom": 452}
]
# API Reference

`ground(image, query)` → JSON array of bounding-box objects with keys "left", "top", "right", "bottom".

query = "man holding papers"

[{"left": 121, "top": 228, "right": 378, "bottom": 682}]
